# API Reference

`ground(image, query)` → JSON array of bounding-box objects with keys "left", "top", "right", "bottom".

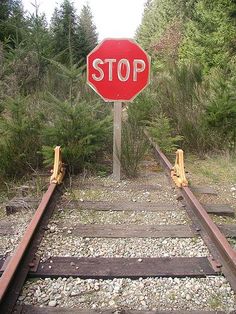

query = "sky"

[{"left": 21, "top": 0, "right": 147, "bottom": 40}]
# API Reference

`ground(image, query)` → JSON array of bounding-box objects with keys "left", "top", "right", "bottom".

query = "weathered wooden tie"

[
  {"left": 0, "top": 256, "right": 217, "bottom": 279},
  {"left": 65, "top": 200, "right": 178, "bottom": 212},
  {"left": 15, "top": 305, "right": 227, "bottom": 314},
  {"left": 65, "top": 224, "right": 197, "bottom": 238}
]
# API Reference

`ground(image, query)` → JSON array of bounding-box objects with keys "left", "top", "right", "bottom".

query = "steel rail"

[
  {"left": 146, "top": 131, "right": 236, "bottom": 291},
  {"left": 0, "top": 182, "right": 58, "bottom": 313}
]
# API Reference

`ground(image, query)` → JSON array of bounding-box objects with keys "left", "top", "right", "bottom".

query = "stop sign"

[{"left": 87, "top": 39, "right": 150, "bottom": 102}]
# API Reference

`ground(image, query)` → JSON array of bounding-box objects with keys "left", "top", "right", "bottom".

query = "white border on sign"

[{"left": 86, "top": 38, "right": 151, "bottom": 103}]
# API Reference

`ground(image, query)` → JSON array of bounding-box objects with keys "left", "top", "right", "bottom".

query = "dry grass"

[{"left": 185, "top": 153, "right": 236, "bottom": 185}]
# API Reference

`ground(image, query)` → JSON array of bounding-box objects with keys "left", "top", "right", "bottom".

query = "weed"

[{"left": 208, "top": 293, "right": 223, "bottom": 310}]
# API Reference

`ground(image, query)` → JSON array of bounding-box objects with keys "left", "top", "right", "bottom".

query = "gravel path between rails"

[
  {"left": 14, "top": 157, "right": 236, "bottom": 311},
  {"left": 19, "top": 276, "right": 236, "bottom": 312},
  {"left": 38, "top": 236, "right": 209, "bottom": 260},
  {"left": 52, "top": 209, "right": 190, "bottom": 225}
]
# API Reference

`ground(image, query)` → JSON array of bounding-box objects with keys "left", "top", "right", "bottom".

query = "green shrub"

[
  {"left": 128, "top": 80, "right": 160, "bottom": 125},
  {"left": 121, "top": 117, "right": 148, "bottom": 178},
  {"left": 153, "top": 62, "right": 216, "bottom": 153},
  {"left": 205, "top": 68, "right": 236, "bottom": 152},
  {"left": 0, "top": 96, "right": 43, "bottom": 178},
  {"left": 147, "top": 113, "right": 183, "bottom": 153},
  {"left": 42, "top": 94, "right": 112, "bottom": 174}
]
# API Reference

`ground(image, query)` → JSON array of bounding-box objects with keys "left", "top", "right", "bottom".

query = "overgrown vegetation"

[
  {"left": 147, "top": 113, "right": 183, "bottom": 154},
  {"left": 121, "top": 116, "right": 148, "bottom": 178},
  {"left": 0, "top": 0, "right": 235, "bottom": 181},
  {"left": 135, "top": 0, "right": 236, "bottom": 155},
  {"left": 0, "top": 0, "right": 111, "bottom": 180}
]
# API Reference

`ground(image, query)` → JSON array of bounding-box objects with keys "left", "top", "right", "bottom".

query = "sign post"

[
  {"left": 113, "top": 101, "right": 122, "bottom": 180},
  {"left": 87, "top": 38, "right": 150, "bottom": 180}
]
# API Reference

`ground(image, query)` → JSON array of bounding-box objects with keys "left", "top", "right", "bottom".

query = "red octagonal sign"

[{"left": 87, "top": 39, "right": 150, "bottom": 102}]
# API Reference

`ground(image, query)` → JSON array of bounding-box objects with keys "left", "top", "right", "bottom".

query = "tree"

[
  {"left": 77, "top": 4, "right": 98, "bottom": 63},
  {"left": 0, "top": 0, "right": 25, "bottom": 47},
  {"left": 41, "top": 63, "right": 111, "bottom": 174},
  {"left": 136, "top": 0, "right": 196, "bottom": 52},
  {"left": 179, "top": 0, "right": 236, "bottom": 72},
  {"left": 50, "top": 0, "right": 78, "bottom": 65},
  {"left": 24, "top": 1, "right": 52, "bottom": 86}
]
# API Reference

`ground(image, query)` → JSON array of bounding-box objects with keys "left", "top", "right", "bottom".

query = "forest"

[{"left": 0, "top": 0, "right": 236, "bottom": 181}]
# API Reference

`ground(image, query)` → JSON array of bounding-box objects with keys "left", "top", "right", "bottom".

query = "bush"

[
  {"left": 42, "top": 94, "right": 112, "bottom": 174},
  {"left": 153, "top": 62, "right": 216, "bottom": 153},
  {"left": 41, "top": 60, "right": 112, "bottom": 174},
  {"left": 128, "top": 80, "right": 160, "bottom": 125},
  {"left": 147, "top": 113, "right": 183, "bottom": 154},
  {"left": 205, "top": 68, "right": 236, "bottom": 152},
  {"left": 121, "top": 116, "right": 148, "bottom": 178},
  {"left": 0, "top": 96, "right": 43, "bottom": 178}
]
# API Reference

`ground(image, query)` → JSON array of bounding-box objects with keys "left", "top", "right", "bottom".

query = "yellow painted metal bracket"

[
  {"left": 50, "top": 146, "right": 65, "bottom": 184},
  {"left": 171, "top": 149, "right": 188, "bottom": 188}
]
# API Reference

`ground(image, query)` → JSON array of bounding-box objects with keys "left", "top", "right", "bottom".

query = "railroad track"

[{"left": 0, "top": 140, "right": 235, "bottom": 313}]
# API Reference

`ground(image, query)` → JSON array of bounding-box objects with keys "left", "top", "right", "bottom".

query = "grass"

[
  {"left": 185, "top": 153, "right": 236, "bottom": 185},
  {"left": 208, "top": 293, "right": 223, "bottom": 310}
]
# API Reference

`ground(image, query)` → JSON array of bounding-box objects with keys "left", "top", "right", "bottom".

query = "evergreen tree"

[
  {"left": 136, "top": 0, "right": 196, "bottom": 52},
  {"left": 179, "top": 0, "right": 236, "bottom": 72},
  {"left": 77, "top": 4, "right": 98, "bottom": 63},
  {"left": 0, "top": 0, "right": 25, "bottom": 47},
  {"left": 27, "top": 3, "right": 50, "bottom": 58},
  {"left": 50, "top": 0, "right": 78, "bottom": 65}
]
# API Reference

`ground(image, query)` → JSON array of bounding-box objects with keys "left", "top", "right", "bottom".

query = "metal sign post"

[{"left": 113, "top": 101, "right": 122, "bottom": 180}]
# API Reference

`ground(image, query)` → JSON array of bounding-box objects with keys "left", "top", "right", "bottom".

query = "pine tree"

[
  {"left": 179, "top": 0, "right": 236, "bottom": 72},
  {"left": 136, "top": 0, "right": 197, "bottom": 52},
  {"left": 76, "top": 4, "right": 98, "bottom": 63},
  {"left": 0, "top": 0, "right": 25, "bottom": 47},
  {"left": 50, "top": 0, "right": 78, "bottom": 65},
  {"left": 26, "top": 2, "right": 51, "bottom": 81}
]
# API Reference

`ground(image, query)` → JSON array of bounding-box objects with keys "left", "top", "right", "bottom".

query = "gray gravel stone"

[
  {"left": 19, "top": 276, "right": 236, "bottom": 311},
  {"left": 48, "top": 300, "right": 57, "bottom": 307}
]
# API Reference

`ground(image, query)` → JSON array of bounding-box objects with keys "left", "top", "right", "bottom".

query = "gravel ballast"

[
  {"left": 38, "top": 236, "right": 209, "bottom": 260},
  {"left": 53, "top": 209, "right": 190, "bottom": 225},
  {"left": 0, "top": 210, "right": 33, "bottom": 254},
  {"left": 19, "top": 276, "right": 236, "bottom": 312}
]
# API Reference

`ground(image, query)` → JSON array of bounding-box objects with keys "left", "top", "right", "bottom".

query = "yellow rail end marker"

[
  {"left": 50, "top": 146, "right": 65, "bottom": 184},
  {"left": 171, "top": 149, "right": 188, "bottom": 188}
]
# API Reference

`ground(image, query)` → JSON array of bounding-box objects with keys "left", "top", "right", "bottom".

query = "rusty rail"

[
  {"left": 145, "top": 131, "right": 236, "bottom": 291},
  {"left": 0, "top": 147, "right": 64, "bottom": 313},
  {"left": 0, "top": 184, "right": 56, "bottom": 302}
]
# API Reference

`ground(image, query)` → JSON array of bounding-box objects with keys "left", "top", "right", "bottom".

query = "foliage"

[
  {"left": 153, "top": 62, "right": 209, "bottom": 152},
  {"left": 0, "top": 0, "right": 25, "bottom": 48},
  {"left": 179, "top": 0, "right": 236, "bottom": 72},
  {"left": 41, "top": 62, "right": 112, "bottom": 174},
  {"left": 121, "top": 116, "right": 148, "bottom": 178},
  {"left": 77, "top": 5, "right": 98, "bottom": 63},
  {"left": 204, "top": 68, "right": 236, "bottom": 151},
  {"left": 50, "top": 0, "right": 79, "bottom": 65},
  {"left": 0, "top": 1, "right": 105, "bottom": 180},
  {"left": 42, "top": 96, "right": 112, "bottom": 174},
  {"left": 135, "top": 0, "right": 236, "bottom": 156},
  {"left": 25, "top": 3, "right": 51, "bottom": 83},
  {"left": 136, "top": 0, "right": 196, "bottom": 53},
  {"left": 50, "top": 1, "right": 97, "bottom": 65},
  {"left": 0, "top": 96, "right": 43, "bottom": 178},
  {"left": 47, "top": 58, "right": 85, "bottom": 103},
  {"left": 147, "top": 113, "right": 183, "bottom": 153},
  {"left": 127, "top": 80, "right": 160, "bottom": 125}
]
